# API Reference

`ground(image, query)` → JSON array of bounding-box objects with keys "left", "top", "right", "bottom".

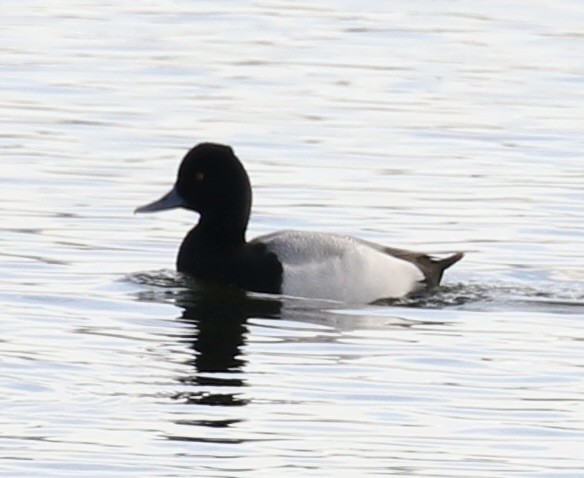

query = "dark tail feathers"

[{"left": 427, "top": 252, "right": 464, "bottom": 288}]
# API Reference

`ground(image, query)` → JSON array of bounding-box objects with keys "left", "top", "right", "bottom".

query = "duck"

[{"left": 135, "top": 143, "right": 463, "bottom": 303}]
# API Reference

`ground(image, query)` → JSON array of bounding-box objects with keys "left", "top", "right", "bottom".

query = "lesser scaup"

[{"left": 136, "top": 143, "right": 463, "bottom": 303}]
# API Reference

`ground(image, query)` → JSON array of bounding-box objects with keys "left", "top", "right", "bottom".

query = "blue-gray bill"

[{"left": 134, "top": 186, "right": 185, "bottom": 213}]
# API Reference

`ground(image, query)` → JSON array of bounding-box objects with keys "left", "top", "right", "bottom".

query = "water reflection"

[{"left": 169, "top": 285, "right": 282, "bottom": 408}]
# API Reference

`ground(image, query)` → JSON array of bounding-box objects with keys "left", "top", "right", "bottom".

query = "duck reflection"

[{"left": 169, "top": 283, "right": 282, "bottom": 407}]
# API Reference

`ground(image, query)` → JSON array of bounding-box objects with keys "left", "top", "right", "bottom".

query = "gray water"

[{"left": 2, "top": 1, "right": 583, "bottom": 477}]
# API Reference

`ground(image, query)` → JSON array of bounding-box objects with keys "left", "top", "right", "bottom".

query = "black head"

[
  {"left": 136, "top": 143, "right": 252, "bottom": 237},
  {"left": 176, "top": 143, "right": 251, "bottom": 215}
]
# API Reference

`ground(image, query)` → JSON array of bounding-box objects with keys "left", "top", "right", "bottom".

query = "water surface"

[{"left": 1, "top": 1, "right": 583, "bottom": 477}]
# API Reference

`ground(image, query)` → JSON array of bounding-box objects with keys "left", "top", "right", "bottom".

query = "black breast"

[{"left": 177, "top": 231, "right": 283, "bottom": 294}]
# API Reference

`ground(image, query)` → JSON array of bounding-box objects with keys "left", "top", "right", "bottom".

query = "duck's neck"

[
  {"left": 194, "top": 212, "right": 248, "bottom": 246},
  {"left": 191, "top": 169, "right": 252, "bottom": 247}
]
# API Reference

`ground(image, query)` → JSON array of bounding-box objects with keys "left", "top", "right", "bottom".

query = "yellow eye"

[{"left": 195, "top": 171, "right": 204, "bottom": 181}]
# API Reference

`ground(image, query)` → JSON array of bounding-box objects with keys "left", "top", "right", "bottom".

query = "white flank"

[{"left": 254, "top": 230, "right": 424, "bottom": 303}]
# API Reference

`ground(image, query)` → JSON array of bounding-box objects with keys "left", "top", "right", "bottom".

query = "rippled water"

[{"left": 2, "top": 1, "right": 583, "bottom": 477}]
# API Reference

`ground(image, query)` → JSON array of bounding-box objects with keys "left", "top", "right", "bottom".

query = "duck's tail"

[
  {"left": 437, "top": 252, "right": 464, "bottom": 270},
  {"left": 428, "top": 252, "right": 464, "bottom": 288}
]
